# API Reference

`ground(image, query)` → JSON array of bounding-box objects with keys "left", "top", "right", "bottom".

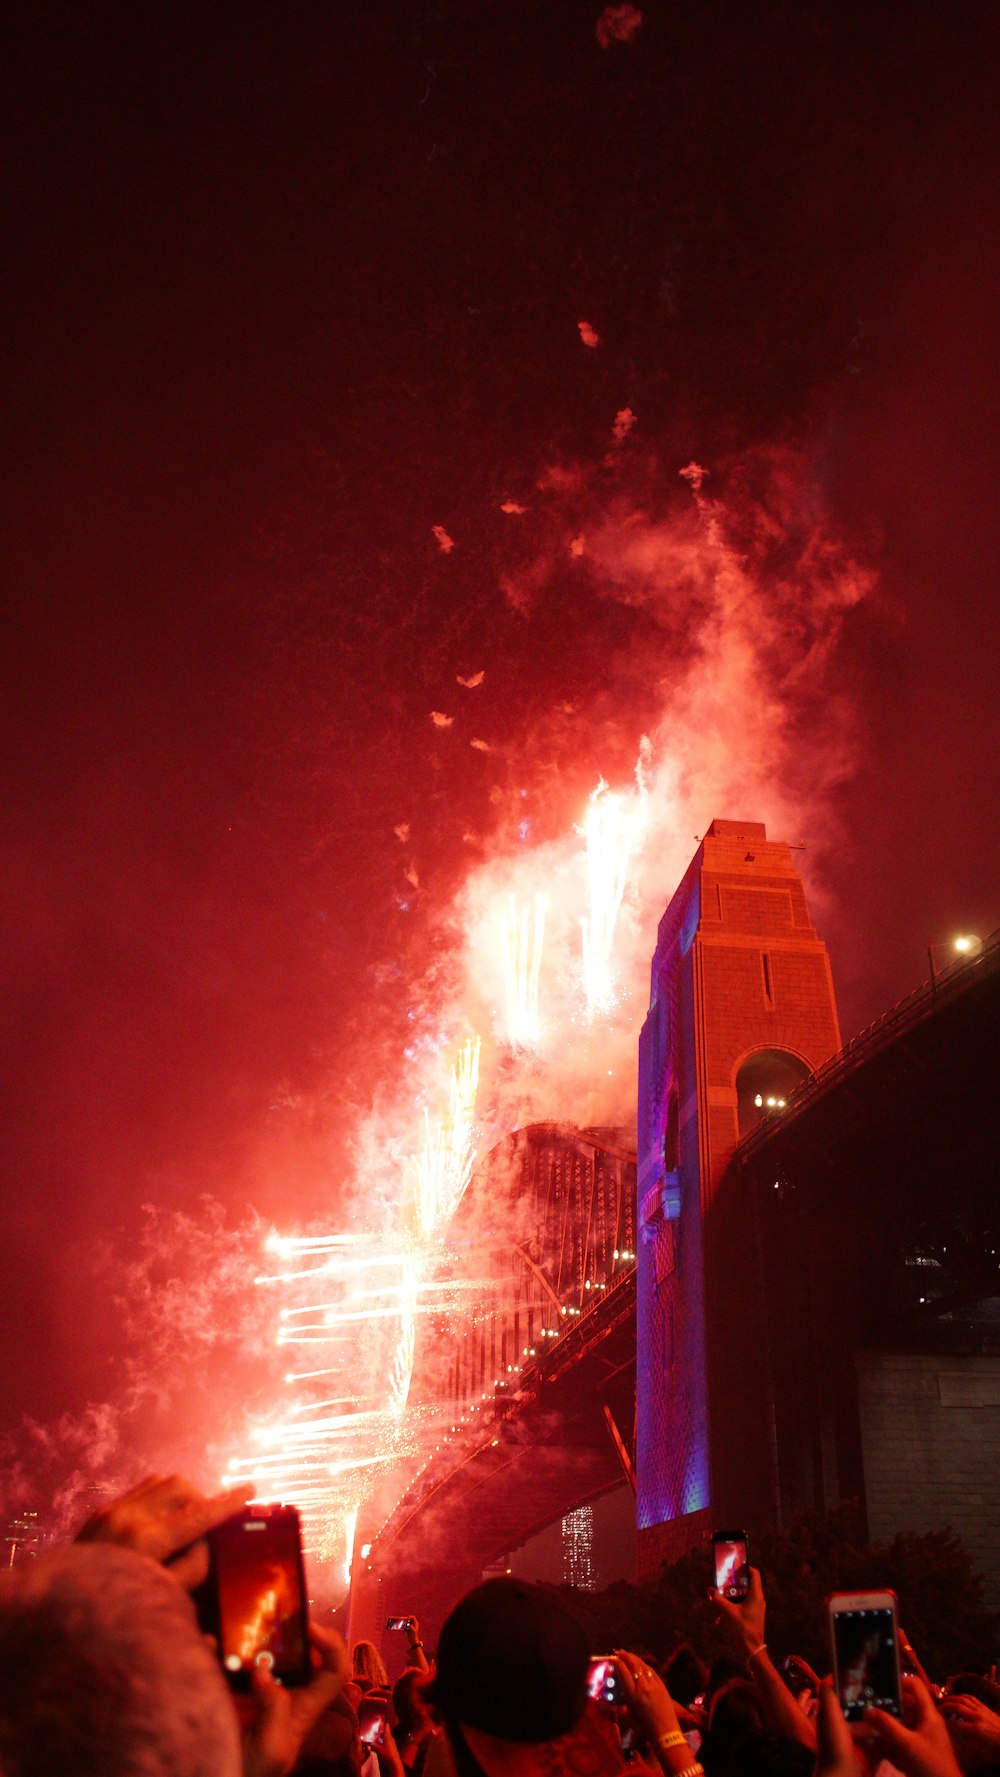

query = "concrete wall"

[{"left": 857, "top": 1351, "right": 1000, "bottom": 1609}]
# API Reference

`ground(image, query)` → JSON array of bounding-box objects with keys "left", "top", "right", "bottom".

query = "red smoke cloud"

[{"left": 10, "top": 438, "right": 875, "bottom": 1565}]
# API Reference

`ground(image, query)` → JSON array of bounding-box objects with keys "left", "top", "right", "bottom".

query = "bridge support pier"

[{"left": 636, "top": 820, "right": 840, "bottom": 1573}]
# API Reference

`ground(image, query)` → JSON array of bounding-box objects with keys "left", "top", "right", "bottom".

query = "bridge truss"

[{"left": 357, "top": 1123, "right": 637, "bottom": 1609}]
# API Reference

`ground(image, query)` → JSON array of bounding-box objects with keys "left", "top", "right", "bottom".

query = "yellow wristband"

[{"left": 656, "top": 1732, "right": 689, "bottom": 1751}]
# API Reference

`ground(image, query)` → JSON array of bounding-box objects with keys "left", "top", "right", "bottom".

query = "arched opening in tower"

[{"left": 735, "top": 1049, "right": 812, "bottom": 1139}]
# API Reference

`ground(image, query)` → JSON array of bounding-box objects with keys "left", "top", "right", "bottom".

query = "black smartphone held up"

[
  {"left": 197, "top": 1503, "right": 312, "bottom": 1691},
  {"left": 828, "top": 1590, "right": 903, "bottom": 1721},
  {"left": 586, "top": 1656, "right": 621, "bottom": 1708},
  {"left": 713, "top": 1529, "right": 750, "bottom": 1602},
  {"left": 385, "top": 1615, "right": 413, "bottom": 1632}
]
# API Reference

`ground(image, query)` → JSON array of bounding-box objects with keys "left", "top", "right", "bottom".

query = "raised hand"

[
  {"left": 76, "top": 1473, "right": 248, "bottom": 1589},
  {"left": 243, "top": 1621, "right": 349, "bottom": 1777},
  {"left": 711, "top": 1566, "right": 767, "bottom": 1662},
  {"left": 939, "top": 1691, "right": 1000, "bottom": 1769},
  {"left": 865, "top": 1675, "right": 963, "bottom": 1777}
]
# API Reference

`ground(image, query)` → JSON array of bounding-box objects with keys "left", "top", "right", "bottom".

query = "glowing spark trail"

[
  {"left": 343, "top": 1502, "right": 358, "bottom": 1587},
  {"left": 411, "top": 1036, "right": 481, "bottom": 1239},
  {"left": 388, "top": 1258, "right": 418, "bottom": 1418},
  {"left": 392, "top": 1035, "right": 481, "bottom": 1412},
  {"left": 501, "top": 895, "right": 547, "bottom": 1047},
  {"left": 237, "top": 1029, "right": 482, "bottom": 1542},
  {"left": 580, "top": 782, "right": 636, "bottom": 1017}
]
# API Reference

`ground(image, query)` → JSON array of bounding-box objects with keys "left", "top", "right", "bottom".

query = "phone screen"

[
  {"left": 385, "top": 1616, "right": 412, "bottom": 1632},
  {"left": 713, "top": 1534, "right": 749, "bottom": 1601},
  {"left": 210, "top": 1506, "right": 310, "bottom": 1688},
  {"left": 360, "top": 1709, "right": 388, "bottom": 1746},
  {"left": 831, "top": 1604, "right": 901, "bottom": 1720},
  {"left": 586, "top": 1657, "right": 620, "bottom": 1706}
]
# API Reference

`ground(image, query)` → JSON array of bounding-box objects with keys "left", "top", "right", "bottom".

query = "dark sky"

[{"left": 2, "top": 0, "right": 999, "bottom": 1487}]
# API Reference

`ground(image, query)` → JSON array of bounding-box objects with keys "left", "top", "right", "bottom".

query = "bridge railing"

[{"left": 738, "top": 925, "right": 1000, "bottom": 1158}]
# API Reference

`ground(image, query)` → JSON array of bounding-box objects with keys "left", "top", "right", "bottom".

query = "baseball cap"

[{"left": 427, "top": 1578, "right": 589, "bottom": 1743}]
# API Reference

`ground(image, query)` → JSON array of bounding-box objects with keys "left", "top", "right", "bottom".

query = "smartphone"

[
  {"left": 828, "top": 1590, "right": 902, "bottom": 1721},
  {"left": 587, "top": 1656, "right": 621, "bottom": 1707},
  {"left": 196, "top": 1503, "right": 311, "bottom": 1691},
  {"left": 359, "top": 1706, "right": 389, "bottom": 1747},
  {"left": 713, "top": 1530, "right": 750, "bottom": 1602},
  {"left": 386, "top": 1615, "right": 413, "bottom": 1632}
]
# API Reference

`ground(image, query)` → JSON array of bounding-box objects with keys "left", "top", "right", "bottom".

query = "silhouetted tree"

[{"left": 560, "top": 1503, "right": 999, "bottom": 1679}]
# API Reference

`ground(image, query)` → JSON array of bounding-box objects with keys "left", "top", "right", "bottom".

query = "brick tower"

[{"left": 636, "top": 819, "right": 841, "bottom": 1572}]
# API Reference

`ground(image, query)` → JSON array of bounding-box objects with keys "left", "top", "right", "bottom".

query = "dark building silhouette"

[{"left": 717, "top": 931, "right": 1000, "bottom": 1603}]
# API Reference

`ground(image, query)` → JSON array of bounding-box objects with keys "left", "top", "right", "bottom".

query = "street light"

[{"left": 927, "top": 934, "right": 983, "bottom": 982}]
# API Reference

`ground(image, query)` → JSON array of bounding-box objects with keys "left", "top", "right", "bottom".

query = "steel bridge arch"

[{"left": 420, "top": 1122, "right": 637, "bottom": 1423}]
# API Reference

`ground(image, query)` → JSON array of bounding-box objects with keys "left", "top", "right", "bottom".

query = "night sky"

[{"left": 2, "top": 1, "right": 999, "bottom": 1507}]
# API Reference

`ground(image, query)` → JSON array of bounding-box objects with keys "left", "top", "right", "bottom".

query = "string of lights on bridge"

[{"left": 361, "top": 1245, "right": 639, "bottom": 1557}]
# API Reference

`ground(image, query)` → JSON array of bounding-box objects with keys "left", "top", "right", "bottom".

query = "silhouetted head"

[
  {"left": 352, "top": 1638, "right": 390, "bottom": 1689},
  {"left": 427, "top": 1577, "right": 589, "bottom": 1745},
  {"left": 0, "top": 1543, "right": 240, "bottom": 1777}
]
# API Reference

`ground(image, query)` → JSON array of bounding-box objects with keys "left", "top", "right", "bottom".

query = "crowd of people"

[{"left": 0, "top": 1473, "right": 997, "bottom": 1777}]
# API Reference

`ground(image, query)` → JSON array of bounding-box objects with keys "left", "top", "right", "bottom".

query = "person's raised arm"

[
  {"left": 243, "top": 1620, "right": 350, "bottom": 1777},
  {"left": 76, "top": 1473, "right": 248, "bottom": 1589},
  {"left": 380, "top": 1720, "right": 408, "bottom": 1777},
  {"left": 711, "top": 1567, "right": 816, "bottom": 1753},
  {"left": 405, "top": 1615, "right": 431, "bottom": 1675},
  {"left": 936, "top": 1691, "right": 1000, "bottom": 1773},
  {"left": 614, "top": 1649, "right": 702, "bottom": 1777},
  {"left": 865, "top": 1675, "right": 963, "bottom": 1777},
  {"left": 816, "top": 1676, "right": 861, "bottom": 1777},
  {"left": 900, "top": 1631, "right": 936, "bottom": 1696}
]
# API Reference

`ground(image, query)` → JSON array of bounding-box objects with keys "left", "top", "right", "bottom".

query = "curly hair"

[{"left": 352, "top": 1638, "right": 390, "bottom": 1689}]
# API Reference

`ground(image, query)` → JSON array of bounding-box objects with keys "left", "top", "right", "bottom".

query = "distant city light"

[{"left": 562, "top": 1504, "right": 595, "bottom": 1589}]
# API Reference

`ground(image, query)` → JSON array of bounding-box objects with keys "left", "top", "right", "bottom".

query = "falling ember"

[
  {"left": 450, "top": 1036, "right": 480, "bottom": 1156},
  {"left": 388, "top": 1258, "right": 418, "bottom": 1417},
  {"left": 343, "top": 1501, "right": 358, "bottom": 1586},
  {"left": 679, "top": 460, "right": 707, "bottom": 493},
  {"left": 501, "top": 894, "right": 547, "bottom": 1048},
  {"left": 392, "top": 1035, "right": 481, "bottom": 1413},
  {"left": 595, "top": 3, "right": 644, "bottom": 48},
  {"left": 580, "top": 782, "right": 636, "bottom": 1018},
  {"left": 409, "top": 1037, "right": 481, "bottom": 1241}
]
